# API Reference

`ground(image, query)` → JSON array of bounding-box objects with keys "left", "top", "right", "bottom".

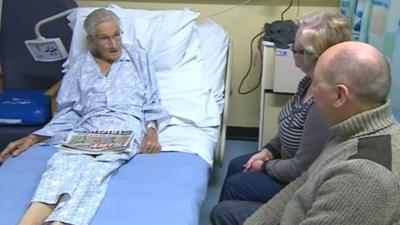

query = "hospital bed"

[{"left": 0, "top": 5, "right": 230, "bottom": 225}]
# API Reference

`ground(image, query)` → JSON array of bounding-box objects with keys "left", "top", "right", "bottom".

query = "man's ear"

[{"left": 334, "top": 84, "right": 349, "bottom": 108}]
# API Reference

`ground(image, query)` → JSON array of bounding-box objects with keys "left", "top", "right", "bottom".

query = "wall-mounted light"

[{"left": 25, "top": 8, "right": 76, "bottom": 62}]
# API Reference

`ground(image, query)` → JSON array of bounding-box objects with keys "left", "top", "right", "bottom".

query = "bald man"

[{"left": 244, "top": 41, "right": 400, "bottom": 225}]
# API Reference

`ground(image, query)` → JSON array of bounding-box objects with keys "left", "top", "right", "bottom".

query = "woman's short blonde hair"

[
  {"left": 297, "top": 12, "right": 351, "bottom": 63},
  {"left": 83, "top": 8, "right": 120, "bottom": 36}
]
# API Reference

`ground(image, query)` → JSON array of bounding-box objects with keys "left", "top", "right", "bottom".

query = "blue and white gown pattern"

[{"left": 31, "top": 44, "right": 169, "bottom": 225}]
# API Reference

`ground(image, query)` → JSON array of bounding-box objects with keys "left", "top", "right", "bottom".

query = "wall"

[{"left": 77, "top": 0, "right": 340, "bottom": 128}]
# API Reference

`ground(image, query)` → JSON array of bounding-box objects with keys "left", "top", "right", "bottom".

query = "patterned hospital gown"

[{"left": 31, "top": 44, "right": 168, "bottom": 225}]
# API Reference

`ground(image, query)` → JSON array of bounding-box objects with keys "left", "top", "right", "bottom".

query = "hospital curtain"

[{"left": 340, "top": 0, "right": 400, "bottom": 117}]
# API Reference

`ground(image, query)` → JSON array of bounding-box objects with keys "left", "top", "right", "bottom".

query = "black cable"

[
  {"left": 281, "top": 0, "right": 294, "bottom": 21},
  {"left": 238, "top": 31, "right": 265, "bottom": 95},
  {"left": 296, "top": 0, "right": 300, "bottom": 17},
  {"left": 238, "top": 0, "right": 300, "bottom": 95}
]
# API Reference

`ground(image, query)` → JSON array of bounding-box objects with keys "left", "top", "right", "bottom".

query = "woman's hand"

[
  {"left": 243, "top": 148, "right": 274, "bottom": 172},
  {"left": 140, "top": 128, "right": 161, "bottom": 154},
  {"left": 0, "top": 134, "right": 48, "bottom": 163}
]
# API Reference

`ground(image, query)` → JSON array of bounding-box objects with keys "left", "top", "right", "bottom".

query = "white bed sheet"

[
  {"left": 0, "top": 146, "right": 210, "bottom": 225},
  {"left": 160, "top": 123, "right": 218, "bottom": 165}
]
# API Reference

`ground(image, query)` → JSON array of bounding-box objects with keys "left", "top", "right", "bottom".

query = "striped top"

[
  {"left": 262, "top": 75, "right": 330, "bottom": 183},
  {"left": 275, "top": 76, "right": 313, "bottom": 159}
]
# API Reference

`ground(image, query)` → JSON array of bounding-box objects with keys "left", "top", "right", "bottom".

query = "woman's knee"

[
  {"left": 226, "top": 153, "right": 254, "bottom": 177},
  {"left": 221, "top": 172, "right": 282, "bottom": 202},
  {"left": 220, "top": 173, "right": 250, "bottom": 201}
]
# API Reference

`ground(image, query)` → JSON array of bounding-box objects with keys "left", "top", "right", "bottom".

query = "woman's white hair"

[
  {"left": 297, "top": 12, "right": 351, "bottom": 64},
  {"left": 83, "top": 8, "right": 120, "bottom": 36}
]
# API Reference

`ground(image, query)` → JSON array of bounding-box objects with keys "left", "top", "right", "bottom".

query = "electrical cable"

[
  {"left": 237, "top": 30, "right": 265, "bottom": 95},
  {"left": 296, "top": 0, "right": 300, "bottom": 18},
  {"left": 237, "top": 0, "right": 301, "bottom": 95},
  {"left": 280, "top": 0, "right": 294, "bottom": 20}
]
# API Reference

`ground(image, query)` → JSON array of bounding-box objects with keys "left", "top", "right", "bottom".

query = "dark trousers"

[
  {"left": 210, "top": 200, "right": 263, "bottom": 225},
  {"left": 219, "top": 152, "right": 287, "bottom": 202},
  {"left": 210, "top": 153, "right": 287, "bottom": 225}
]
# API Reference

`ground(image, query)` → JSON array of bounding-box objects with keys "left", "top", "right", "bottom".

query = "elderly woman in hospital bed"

[{"left": 0, "top": 8, "right": 168, "bottom": 225}]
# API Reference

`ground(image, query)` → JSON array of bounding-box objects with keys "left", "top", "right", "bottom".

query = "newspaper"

[{"left": 59, "top": 130, "right": 134, "bottom": 155}]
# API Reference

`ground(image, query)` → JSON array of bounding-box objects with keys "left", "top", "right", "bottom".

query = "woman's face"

[
  {"left": 292, "top": 30, "right": 315, "bottom": 77},
  {"left": 88, "top": 20, "right": 122, "bottom": 62}
]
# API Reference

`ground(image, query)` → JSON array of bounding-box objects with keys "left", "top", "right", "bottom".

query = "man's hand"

[
  {"left": 140, "top": 128, "right": 161, "bottom": 154},
  {"left": 0, "top": 134, "right": 48, "bottom": 163},
  {"left": 243, "top": 148, "right": 274, "bottom": 172}
]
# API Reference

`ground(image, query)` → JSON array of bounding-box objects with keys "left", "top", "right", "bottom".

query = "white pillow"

[
  {"left": 196, "top": 19, "right": 229, "bottom": 113},
  {"left": 156, "top": 30, "right": 220, "bottom": 127},
  {"left": 64, "top": 4, "right": 199, "bottom": 72}
]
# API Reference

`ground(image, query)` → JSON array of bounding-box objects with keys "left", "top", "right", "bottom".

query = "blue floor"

[{"left": 199, "top": 140, "right": 257, "bottom": 225}]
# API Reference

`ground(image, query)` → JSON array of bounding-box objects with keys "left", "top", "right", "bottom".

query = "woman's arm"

[
  {"left": 263, "top": 133, "right": 282, "bottom": 159},
  {"left": 140, "top": 50, "right": 169, "bottom": 130},
  {"left": 140, "top": 121, "right": 160, "bottom": 153},
  {"left": 263, "top": 106, "right": 331, "bottom": 183},
  {"left": 137, "top": 48, "right": 169, "bottom": 153}
]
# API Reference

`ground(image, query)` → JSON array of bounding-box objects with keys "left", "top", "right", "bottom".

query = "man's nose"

[{"left": 109, "top": 38, "right": 119, "bottom": 47}]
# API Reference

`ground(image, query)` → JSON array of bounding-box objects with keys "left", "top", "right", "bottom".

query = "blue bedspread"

[{"left": 0, "top": 146, "right": 210, "bottom": 225}]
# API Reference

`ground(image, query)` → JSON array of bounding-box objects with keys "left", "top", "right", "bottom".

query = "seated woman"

[
  {"left": 210, "top": 12, "right": 351, "bottom": 225},
  {"left": 0, "top": 8, "right": 168, "bottom": 225}
]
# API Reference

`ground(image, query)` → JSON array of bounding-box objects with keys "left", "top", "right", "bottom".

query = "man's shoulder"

[
  {"left": 311, "top": 137, "right": 397, "bottom": 190},
  {"left": 349, "top": 135, "right": 393, "bottom": 171}
]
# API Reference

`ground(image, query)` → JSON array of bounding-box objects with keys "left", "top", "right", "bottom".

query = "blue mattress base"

[{"left": 0, "top": 146, "right": 210, "bottom": 225}]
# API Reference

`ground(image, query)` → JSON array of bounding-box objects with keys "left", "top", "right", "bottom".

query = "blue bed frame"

[{"left": 0, "top": 146, "right": 210, "bottom": 225}]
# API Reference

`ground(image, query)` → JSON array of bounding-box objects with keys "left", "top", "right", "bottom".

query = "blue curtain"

[{"left": 340, "top": 0, "right": 400, "bottom": 118}]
